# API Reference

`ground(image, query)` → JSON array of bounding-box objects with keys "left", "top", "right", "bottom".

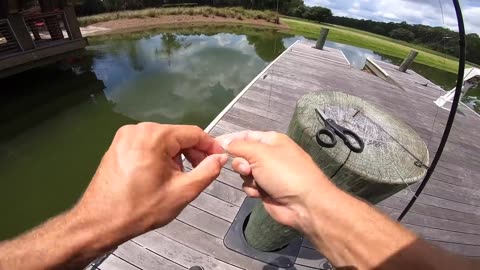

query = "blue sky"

[{"left": 305, "top": 0, "right": 480, "bottom": 34}]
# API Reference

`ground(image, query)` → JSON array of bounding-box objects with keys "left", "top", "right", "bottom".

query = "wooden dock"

[{"left": 98, "top": 40, "right": 480, "bottom": 270}]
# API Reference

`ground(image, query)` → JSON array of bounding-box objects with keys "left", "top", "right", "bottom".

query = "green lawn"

[{"left": 281, "top": 17, "right": 461, "bottom": 73}]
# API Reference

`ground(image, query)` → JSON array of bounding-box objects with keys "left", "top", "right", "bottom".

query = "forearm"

[
  {"left": 0, "top": 206, "right": 127, "bottom": 270},
  {"left": 303, "top": 187, "right": 476, "bottom": 270}
]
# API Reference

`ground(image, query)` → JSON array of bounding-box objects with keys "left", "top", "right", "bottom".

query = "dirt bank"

[{"left": 82, "top": 15, "right": 290, "bottom": 37}]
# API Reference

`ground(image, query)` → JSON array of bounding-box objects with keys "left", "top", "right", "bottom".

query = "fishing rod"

[{"left": 397, "top": 0, "right": 467, "bottom": 221}]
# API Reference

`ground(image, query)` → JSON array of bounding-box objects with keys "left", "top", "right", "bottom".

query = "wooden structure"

[
  {"left": 244, "top": 91, "right": 430, "bottom": 253},
  {"left": 244, "top": 200, "right": 301, "bottom": 252},
  {"left": 315, "top": 28, "right": 329, "bottom": 50},
  {"left": 289, "top": 92, "right": 429, "bottom": 203},
  {"left": 398, "top": 50, "right": 419, "bottom": 72},
  {"left": 96, "top": 40, "right": 480, "bottom": 270},
  {"left": 0, "top": 0, "right": 86, "bottom": 78}
]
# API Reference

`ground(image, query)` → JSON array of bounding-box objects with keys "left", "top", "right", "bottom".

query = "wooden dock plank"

[
  {"left": 190, "top": 192, "right": 238, "bottom": 222},
  {"left": 134, "top": 232, "right": 241, "bottom": 270},
  {"left": 295, "top": 247, "right": 330, "bottom": 269},
  {"left": 107, "top": 40, "right": 480, "bottom": 270},
  {"left": 99, "top": 254, "right": 140, "bottom": 270},
  {"left": 157, "top": 220, "right": 283, "bottom": 270},
  {"left": 114, "top": 241, "right": 186, "bottom": 270},
  {"left": 177, "top": 205, "right": 231, "bottom": 239}
]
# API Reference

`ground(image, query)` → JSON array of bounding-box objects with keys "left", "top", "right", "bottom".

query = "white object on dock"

[{"left": 434, "top": 68, "right": 480, "bottom": 109}]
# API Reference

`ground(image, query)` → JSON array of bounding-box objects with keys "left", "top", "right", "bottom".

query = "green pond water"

[{"left": 0, "top": 25, "right": 476, "bottom": 240}]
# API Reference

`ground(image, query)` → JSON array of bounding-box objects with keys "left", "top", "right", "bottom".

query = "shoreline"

[{"left": 80, "top": 15, "right": 289, "bottom": 37}]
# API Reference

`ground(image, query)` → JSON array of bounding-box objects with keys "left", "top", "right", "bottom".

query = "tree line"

[
  {"left": 76, "top": 0, "right": 480, "bottom": 65},
  {"left": 326, "top": 16, "right": 480, "bottom": 65}
]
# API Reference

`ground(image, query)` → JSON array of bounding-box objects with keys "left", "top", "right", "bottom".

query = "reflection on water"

[
  {"left": 0, "top": 25, "right": 475, "bottom": 240},
  {"left": 326, "top": 41, "right": 384, "bottom": 69},
  {"left": 88, "top": 27, "right": 294, "bottom": 127}
]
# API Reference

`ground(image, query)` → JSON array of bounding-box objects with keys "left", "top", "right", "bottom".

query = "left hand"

[{"left": 73, "top": 123, "right": 227, "bottom": 238}]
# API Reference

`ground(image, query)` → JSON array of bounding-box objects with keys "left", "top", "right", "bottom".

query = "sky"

[{"left": 305, "top": 0, "right": 480, "bottom": 34}]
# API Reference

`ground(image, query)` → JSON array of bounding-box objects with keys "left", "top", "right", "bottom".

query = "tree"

[
  {"left": 246, "top": 31, "right": 288, "bottom": 61},
  {"left": 389, "top": 28, "right": 415, "bottom": 42},
  {"left": 78, "top": 0, "right": 105, "bottom": 15},
  {"left": 157, "top": 33, "right": 183, "bottom": 66},
  {"left": 288, "top": 5, "right": 307, "bottom": 18},
  {"left": 302, "top": 6, "right": 332, "bottom": 22}
]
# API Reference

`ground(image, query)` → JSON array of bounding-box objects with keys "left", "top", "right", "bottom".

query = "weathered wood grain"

[
  {"left": 99, "top": 254, "right": 140, "bottom": 270},
  {"left": 134, "top": 232, "right": 241, "bottom": 270},
  {"left": 114, "top": 241, "right": 186, "bottom": 270}
]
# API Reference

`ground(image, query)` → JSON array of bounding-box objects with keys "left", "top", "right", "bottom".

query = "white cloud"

[{"left": 305, "top": 0, "right": 480, "bottom": 34}]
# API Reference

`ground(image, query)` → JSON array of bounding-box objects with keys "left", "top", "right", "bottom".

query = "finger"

[
  {"left": 179, "top": 154, "right": 228, "bottom": 196},
  {"left": 173, "top": 153, "right": 184, "bottom": 172},
  {"left": 226, "top": 140, "right": 270, "bottom": 164},
  {"left": 215, "top": 130, "right": 275, "bottom": 150},
  {"left": 241, "top": 173, "right": 262, "bottom": 197},
  {"left": 184, "top": 148, "right": 207, "bottom": 168},
  {"left": 160, "top": 125, "right": 224, "bottom": 156},
  {"left": 232, "top": 157, "right": 252, "bottom": 176},
  {"left": 242, "top": 184, "right": 262, "bottom": 198}
]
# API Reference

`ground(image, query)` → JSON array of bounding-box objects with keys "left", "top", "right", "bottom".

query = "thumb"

[
  {"left": 180, "top": 154, "right": 228, "bottom": 193},
  {"left": 226, "top": 140, "right": 270, "bottom": 164}
]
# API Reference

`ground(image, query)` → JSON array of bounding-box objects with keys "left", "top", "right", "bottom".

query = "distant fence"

[
  {"left": 0, "top": 19, "right": 22, "bottom": 57},
  {"left": 24, "top": 11, "right": 72, "bottom": 46}
]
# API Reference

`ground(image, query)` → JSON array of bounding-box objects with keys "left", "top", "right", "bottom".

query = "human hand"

[
  {"left": 216, "top": 131, "right": 337, "bottom": 233},
  {"left": 74, "top": 123, "right": 227, "bottom": 239}
]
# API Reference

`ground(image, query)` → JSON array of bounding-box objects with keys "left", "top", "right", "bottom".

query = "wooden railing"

[
  {"left": 0, "top": 19, "right": 22, "bottom": 57},
  {"left": 24, "top": 11, "right": 72, "bottom": 47}
]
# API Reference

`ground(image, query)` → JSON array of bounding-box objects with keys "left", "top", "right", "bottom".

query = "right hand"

[{"left": 216, "top": 131, "right": 338, "bottom": 232}]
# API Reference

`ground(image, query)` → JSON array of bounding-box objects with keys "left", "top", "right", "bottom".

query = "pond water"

[{"left": 0, "top": 25, "right": 476, "bottom": 240}]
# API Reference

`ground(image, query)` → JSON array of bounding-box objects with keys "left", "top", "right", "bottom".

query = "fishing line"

[
  {"left": 438, "top": 0, "right": 449, "bottom": 62},
  {"left": 353, "top": 111, "right": 429, "bottom": 168},
  {"left": 267, "top": 0, "right": 280, "bottom": 114},
  {"left": 398, "top": 0, "right": 467, "bottom": 221},
  {"left": 425, "top": 0, "right": 449, "bottom": 152}
]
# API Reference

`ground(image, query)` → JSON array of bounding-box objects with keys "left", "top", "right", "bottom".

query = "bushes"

[
  {"left": 78, "top": 7, "right": 277, "bottom": 26},
  {"left": 75, "top": 0, "right": 105, "bottom": 16},
  {"left": 389, "top": 28, "right": 415, "bottom": 42},
  {"left": 302, "top": 6, "right": 332, "bottom": 23}
]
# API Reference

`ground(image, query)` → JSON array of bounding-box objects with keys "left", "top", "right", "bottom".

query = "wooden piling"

[
  {"left": 6, "top": 14, "right": 35, "bottom": 51},
  {"left": 399, "top": 50, "right": 418, "bottom": 72},
  {"left": 244, "top": 202, "right": 300, "bottom": 252},
  {"left": 244, "top": 91, "right": 429, "bottom": 252},
  {"left": 315, "top": 28, "right": 329, "bottom": 50}
]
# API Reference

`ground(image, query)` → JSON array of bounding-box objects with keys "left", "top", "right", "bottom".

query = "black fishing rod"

[{"left": 397, "top": 0, "right": 467, "bottom": 221}]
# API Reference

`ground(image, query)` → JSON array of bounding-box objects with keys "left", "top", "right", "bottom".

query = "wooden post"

[
  {"left": 244, "top": 201, "right": 300, "bottom": 252},
  {"left": 243, "top": 92, "right": 429, "bottom": 252},
  {"left": 315, "top": 28, "right": 329, "bottom": 50},
  {"left": 63, "top": 6, "right": 82, "bottom": 40},
  {"left": 398, "top": 50, "right": 418, "bottom": 72},
  {"left": 7, "top": 14, "right": 35, "bottom": 51}
]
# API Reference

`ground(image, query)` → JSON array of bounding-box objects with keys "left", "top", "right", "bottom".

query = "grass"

[
  {"left": 79, "top": 8, "right": 472, "bottom": 73},
  {"left": 78, "top": 7, "right": 277, "bottom": 27},
  {"left": 281, "top": 17, "right": 462, "bottom": 73}
]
